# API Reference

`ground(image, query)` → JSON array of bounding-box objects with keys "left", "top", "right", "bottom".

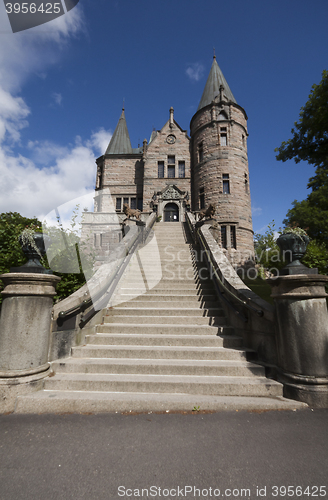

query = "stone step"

[
  {"left": 102, "top": 315, "right": 227, "bottom": 326},
  {"left": 15, "top": 391, "right": 307, "bottom": 414},
  {"left": 117, "top": 300, "right": 220, "bottom": 308},
  {"left": 96, "top": 323, "right": 224, "bottom": 335},
  {"left": 51, "top": 358, "right": 264, "bottom": 376},
  {"left": 87, "top": 333, "right": 242, "bottom": 347},
  {"left": 72, "top": 344, "right": 253, "bottom": 360},
  {"left": 123, "top": 293, "right": 217, "bottom": 302},
  {"left": 118, "top": 283, "right": 214, "bottom": 292},
  {"left": 43, "top": 372, "right": 284, "bottom": 397},
  {"left": 117, "top": 287, "right": 213, "bottom": 296},
  {"left": 105, "top": 307, "right": 225, "bottom": 317}
]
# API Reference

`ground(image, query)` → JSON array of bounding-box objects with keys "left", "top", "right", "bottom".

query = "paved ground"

[{"left": 0, "top": 408, "right": 327, "bottom": 500}]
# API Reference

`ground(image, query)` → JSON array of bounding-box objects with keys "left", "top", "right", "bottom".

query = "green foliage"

[
  {"left": 275, "top": 70, "right": 328, "bottom": 169},
  {"left": 0, "top": 209, "right": 94, "bottom": 304},
  {"left": 0, "top": 213, "right": 42, "bottom": 301},
  {"left": 283, "top": 199, "right": 328, "bottom": 246},
  {"left": 276, "top": 71, "right": 328, "bottom": 247},
  {"left": 302, "top": 239, "right": 328, "bottom": 275},
  {"left": 254, "top": 221, "right": 284, "bottom": 271},
  {"left": 43, "top": 205, "right": 95, "bottom": 302},
  {"left": 254, "top": 221, "right": 327, "bottom": 276}
]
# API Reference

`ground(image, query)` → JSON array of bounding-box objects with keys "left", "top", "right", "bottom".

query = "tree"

[
  {"left": 254, "top": 221, "right": 284, "bottom": 272},
  {"left": 0, "top": 211, "right": 93, "bottom": 304},
  {"left": 0, "top": 212, "right": 41, "bottom": 275},
  {"left": 254, "top": 221, "right": 328, "bottom": 275},
  {"left": 275, "top": 70, "right": 328, "bottom": 168},
  {"left": 276, "top": 70, "right": 328, "bottom": 245}
]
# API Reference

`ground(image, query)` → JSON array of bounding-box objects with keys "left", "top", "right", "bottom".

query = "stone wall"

[
  {"left": 143, "top": 117, "right": 191, "bottom": 211},
  {"left": 190, "top": 101, "right": 254, "bottom": 263}
]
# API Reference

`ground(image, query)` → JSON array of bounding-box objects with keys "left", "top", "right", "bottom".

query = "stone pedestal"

[
  {"left": 268, "top": 274, "right": 328, "bottom": 407},
  {"left": 0, "top": 273, "right": 60, "bottom": 412}
]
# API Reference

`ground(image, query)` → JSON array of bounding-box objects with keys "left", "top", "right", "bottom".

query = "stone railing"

[
  {"left": 49, "top": 212, "right": 157, "bottom": 361},
  {"left": 186, "top": 212, "right": 277, "bottom": 368},
  {"left": 186, "top": 212, "right": 328, "bottom": 407}
]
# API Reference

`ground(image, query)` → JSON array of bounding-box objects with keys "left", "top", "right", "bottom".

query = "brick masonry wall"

[
  {"left": 190, "top": 101, "right": 254, "bottom": 262},
  {"left": 143, "top": 120, "right": 191, "bottom": 210}
]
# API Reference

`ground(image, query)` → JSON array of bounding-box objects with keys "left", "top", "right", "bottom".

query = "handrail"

[
  {"left": 186, "top": 213, "right": 264, "bottom": 319},
  {"left": 197, "top": 229, "right": 264, "bottom": 317},
  {"left": 57, "top": 215, "right": 155, "bottom": 327}
]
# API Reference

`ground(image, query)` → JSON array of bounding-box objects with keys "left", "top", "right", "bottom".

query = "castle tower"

[
  {"left": 95, "top": 107, "right": 144, "bottom": 213},
  {"left": 190, "top": 56, "right": 254, "bottom": 262}
]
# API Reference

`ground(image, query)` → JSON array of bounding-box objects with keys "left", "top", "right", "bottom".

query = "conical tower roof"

[
  {"left": 197, "top": 56, "right": 236, "bottom": 111},
  {"left": 106, "top": 108, "right": 133, "bottom": 154}
]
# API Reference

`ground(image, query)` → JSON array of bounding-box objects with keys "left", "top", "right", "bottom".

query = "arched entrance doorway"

[{"left": 164, "top": 202, "right": 179, "bottom": 222}]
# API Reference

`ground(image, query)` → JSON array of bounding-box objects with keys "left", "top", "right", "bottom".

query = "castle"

[{"left": 85, "top": 56, "right": 254, "bottom": 263}]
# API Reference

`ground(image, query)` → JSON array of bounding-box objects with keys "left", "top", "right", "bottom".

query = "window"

[
  {"left": 242, "top": 134, "right": 245, "bottom": 147},
  {"left": 222, "top": 174, "right": 230, "bottom": 194},
  {"left": 116, "top": 197, "right": 122, "bottom": 210},
  {"left": 137, "top": 198, "right": 143, "bottom": 211},
  {"left": 178, "top": 161, "right": 185, "bottom": 178},
  {"left": 245, "top": 173, "right": 249, "bottom": 194},
  {"left": 168, "top": 155, "right": 175, "bottom": 178},
  {"left": 158, "top": 161, "right": 164, "bottom": 178},
  {"left": 131, "top": 198, "right": 136, "bottom": 209},
  {"left": 199, "top": 187, "right": 205, "bottom": 209},
  {"left": 221, "top": 226, "right": 227, "bottom": 249},
  {"left": 230, "top": 226, "right": 236, "bottom": 249},
  {"left": 220, "top": 127, "right": 227, "bottom": 146},
  {"left": 123, "top": 197, "right": 129, "bottom": 206},
  {"left": 198, "top": 142, "right": 203, "bottom": 162}
]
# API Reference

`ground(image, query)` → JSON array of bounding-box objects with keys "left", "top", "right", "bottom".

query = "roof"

[
  {"left": 197, "top": 57, "right": 237, "bottom": 111},
  {"left": 105, "top": 108, "right": 133, "bottom": 155}
]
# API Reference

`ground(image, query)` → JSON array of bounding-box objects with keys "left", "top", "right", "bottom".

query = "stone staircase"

[{"left": 15, "top": 222, "right": 305, "bottom": 413}]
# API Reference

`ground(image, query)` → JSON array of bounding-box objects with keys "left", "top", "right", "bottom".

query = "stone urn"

[
  {"left": 16, "top": 230, "right": 51, "bottom": 273},
  {"left": 276, "top": 231, "right": 311, "bottom": 274}
]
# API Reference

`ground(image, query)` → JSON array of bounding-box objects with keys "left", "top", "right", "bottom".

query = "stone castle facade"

[{"left": 85, "top": 56, "right": 254, "bottom": 263}]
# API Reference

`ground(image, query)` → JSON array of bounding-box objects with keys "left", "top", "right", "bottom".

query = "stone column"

[
  {"left": 0, "top": 273, "right": 60, "bottom": 412},
  {"left": 268, "top": 274, "right": 328, "bottom": 407}
]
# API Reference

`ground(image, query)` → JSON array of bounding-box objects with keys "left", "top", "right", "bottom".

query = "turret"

[{"left": 190, "top": 56, "right": 254, "bottom": 263}]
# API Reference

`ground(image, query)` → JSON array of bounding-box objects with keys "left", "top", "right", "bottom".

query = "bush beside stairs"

[{"left": 15, "top": 222, "right": 306, "bottom": 413}]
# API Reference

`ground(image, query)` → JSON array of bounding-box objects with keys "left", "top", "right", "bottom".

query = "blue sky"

[{"left": 0, "top": 0, "right": 327, "bottom": 233}]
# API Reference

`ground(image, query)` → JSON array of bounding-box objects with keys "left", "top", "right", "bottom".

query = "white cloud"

[
  {"left": 87, "top": 128, "right": 112, "bottom": 157},
  {"left": 0, "top": 135, "right": 98, "bottom": 218},
  {"left": 0, "top": 7, "right": 85, "bottom": 93},
  {"left": 0, "top": 87, "right": 30, "bottom": 143},
  {"left": 52, "top": 92, "right": 63, "bottom": 106},
  {"left": 252, "top": 205, "right": 263, "bottom": 216},
  {"left": 0, "top": 5, "right": 102, "bottom": 219},
  {"left": 186, "top": 62, "right": 205, "bottom": 82}
]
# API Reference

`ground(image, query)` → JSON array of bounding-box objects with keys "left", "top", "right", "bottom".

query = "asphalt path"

[{"left": 0, "top": 408, "right": 327, "bottom": 500}]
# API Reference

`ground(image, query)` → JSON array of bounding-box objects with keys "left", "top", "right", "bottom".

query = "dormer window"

[{"left": 218, "top": 111, "right": 228, "bottom": 121}]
